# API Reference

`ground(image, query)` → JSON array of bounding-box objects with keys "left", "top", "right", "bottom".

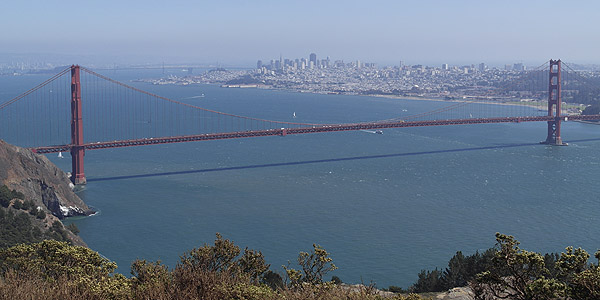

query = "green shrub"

[
  {"left": 283, "top": 244, "right": 337, "bottom": 286},
  {"left": 67, "top": 223, "right": 79, "bottom": 235},
  {"left": 410, "top": 249, "right": 495, "bottom": 292},
  {"left": 0, "top": 186, "right": 11, "bottom": 208},
  {"left": 0, "top": 240, "right": 129, "bottom": 299},
  {"left": 12, "top": 200, "right": 22, "bottom": 210},
  {"left": 331, "top": 275, "right": 343, "bottom": 284},
  {"left": 388, "top": 285, "right": 407, "bottom": 293},
  {"left": 21, "top": 200, "right": 34, "bottom": 211},
  {"left": 262, "top": 270, "right": 284, "bottom": 290},
  {"left": 35, "top": 209, "right": 46, "bottom": 220},
  {"left": 11, "top": 190, "right": 24, "bottom": 200}
]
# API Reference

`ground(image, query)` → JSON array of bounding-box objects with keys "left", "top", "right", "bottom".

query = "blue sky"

[{"left": 1, "top": 0, "right": 598, "bottom": 66}]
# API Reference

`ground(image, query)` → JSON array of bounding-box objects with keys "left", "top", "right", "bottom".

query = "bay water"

[{"left": 2, "top": 69, "right": 600, "bottom": 288}]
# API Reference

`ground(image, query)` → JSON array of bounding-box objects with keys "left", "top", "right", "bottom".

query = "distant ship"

[
  {"left": 375, "top": 130, "right": 383, "bottom": 134},
  {"left": 58, "top": 152, "right": 64, "bottom": 159},
  {"left": 183, "top": 94, "right": 204, "bottom": 100}
]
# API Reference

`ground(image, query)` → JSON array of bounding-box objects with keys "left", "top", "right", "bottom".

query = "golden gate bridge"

[{"left": 1, "top": 59, "right": 599, "bottom": 185}]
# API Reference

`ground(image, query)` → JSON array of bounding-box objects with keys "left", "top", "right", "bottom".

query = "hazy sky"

[{"left": 2, "top": 0, "right": 598, "bottom": 66}]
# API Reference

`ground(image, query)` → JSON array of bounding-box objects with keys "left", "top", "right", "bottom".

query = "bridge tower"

[
  {"left": 70, "top": 65, "right": 86, "bottom": 184},
  {"left": 543, "top": 59, "right": 564, "bottom": 145}
]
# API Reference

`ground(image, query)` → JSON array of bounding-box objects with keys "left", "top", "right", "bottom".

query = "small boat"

[
  {"left": 58, "top": 152, "right": 64, "bottom": 159},
  {"left": 293, "top": 112, "right": 296, "bottom": 118},
  {"left": 375, "top": 130, "right": 383, "bottom": 134}
]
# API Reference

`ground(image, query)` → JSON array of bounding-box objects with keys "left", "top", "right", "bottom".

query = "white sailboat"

[
  {"left": 58, "top": 152, "right": 64, "bottom": 159},
  {"left": 293, "top": 112, "right": 296, "bottom": 118}
]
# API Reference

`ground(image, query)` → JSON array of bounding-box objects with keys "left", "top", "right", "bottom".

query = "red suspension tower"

[
  {"left": 70, "top": 65, "right": 86, "bottom": 184},
  {"left": 543, "top": 59, "right": 565, "bottom": 145}
]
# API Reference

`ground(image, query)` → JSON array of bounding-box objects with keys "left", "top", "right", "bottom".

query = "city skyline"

[
  {"left": 1, "top": 0, "right": 599, "bottom": 66},
  {"left": 254, "top": 52, "right": 535, "bottom": 71}
]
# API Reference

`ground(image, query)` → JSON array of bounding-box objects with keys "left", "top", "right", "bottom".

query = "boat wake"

[
  {"left": 182, "top": 94, "right": 205, "bottom": 100},
  {"left": 360, "top": 130, "right": 383, "bottom": 134}
]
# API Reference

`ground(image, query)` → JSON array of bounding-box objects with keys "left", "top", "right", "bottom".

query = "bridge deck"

[{"left": 31, "top": 114, "right": 600, "bottom": 154}]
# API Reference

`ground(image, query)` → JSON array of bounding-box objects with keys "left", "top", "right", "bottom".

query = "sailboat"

[
  {"left": 58, "top": 152, "right": 64, "bottom": 159},
  {"left": 293, "top": 112, "right": 296, "bottom": 118}
]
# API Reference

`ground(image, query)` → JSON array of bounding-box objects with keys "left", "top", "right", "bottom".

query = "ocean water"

[{"left": 3, "top": 69, "right": 600, "bottom": 288}]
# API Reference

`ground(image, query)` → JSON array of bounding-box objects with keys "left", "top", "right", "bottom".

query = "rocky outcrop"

[
  {"left": 435, "top": 287, "right": 474, "bottom": 300},
  {"left": 0, "top": 140, "right": 93, "bottom": 219}
]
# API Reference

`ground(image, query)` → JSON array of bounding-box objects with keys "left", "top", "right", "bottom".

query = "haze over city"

[{"left": 2, "top": 0, "right": 599, "bottom": 67}]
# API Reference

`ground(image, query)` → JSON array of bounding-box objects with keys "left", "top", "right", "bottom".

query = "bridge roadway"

[{"left": 31, "top": 114, "right": 600, "bottom": 154}]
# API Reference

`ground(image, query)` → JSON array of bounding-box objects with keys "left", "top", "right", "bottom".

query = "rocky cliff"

[{"left": 0, "top": 140, "right": 94, "bottom": 246}]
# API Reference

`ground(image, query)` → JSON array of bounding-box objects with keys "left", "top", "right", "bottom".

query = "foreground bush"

[
  {"left": 470, "top": 233, "right": 600, "bottom": 300},
  {"left": 0, "top": 239, "right": 129, "bottom": 299},
  {"left": 0, "top": 234, "right": 435, "bottom": 299}
]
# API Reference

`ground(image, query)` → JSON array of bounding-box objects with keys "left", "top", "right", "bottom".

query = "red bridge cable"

[
  {"left": 0, "top": 67, "right": 71, "bottom": 110},
  {"left": 562, "top": 62, "right": 599, "bottom": 90},
  {"left": 79, "top": 67, "right": 326, "bottom": 127}
]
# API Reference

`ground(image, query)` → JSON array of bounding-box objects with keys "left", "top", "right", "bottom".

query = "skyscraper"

[
  {"left": 478, "top": 63, "right": 486, "bottom": 72},
  {"left": 279, "top": 54, "right": 283, "bottom": 70},
  {"left": 309, "top": 53, "right": 317, "bottom": 66},
  {"left": 513, "top": 63, "right": 524, "bottom": 71}
]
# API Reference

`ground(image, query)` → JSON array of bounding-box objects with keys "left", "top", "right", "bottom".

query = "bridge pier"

[
  {"left": 542, "top": 59, "right": 566, "bottom": 146},
  {"left": 71, "top": 146, "right": 86, "bottom": 185},
  {"left": 70, "top": 65, "right": 86, "bottom": 184}
]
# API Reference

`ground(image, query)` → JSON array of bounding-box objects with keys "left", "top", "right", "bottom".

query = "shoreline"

[
  {"left": 225, "top": 83, "right": 559, "bottom": 112},
  {"left": 143, "top": 79, "right": 592, "bottom": 118},
  {"left": 573, "top": 120, "right": 600, "bottom": 125}
]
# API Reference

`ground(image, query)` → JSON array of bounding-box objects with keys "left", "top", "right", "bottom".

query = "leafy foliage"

[
  {"left": 67, "top": 222, "right": 80, "bottom": 235},
  {"left": 410, "top": 233, "right": 600, "bottom": 300},
  {"left": 471, "top": 233, "right": 566, "bottom": 300},
  {"left": 468, "top": 233, "right": 600, "bottom": 300},
  {"left": 283, "top": 243, "right": 338, "bottom": 286},
  {"left": 261, "top": 270, "right": 284, "bottom": 290},
  {"left": 570, "top": 266, "right": 600, "bottom": 299},
  {"left": 130, "top": 259, "right": 172, "bottom": 299},
  {"left": 2, "top": 231, "right": 599, "bottom": 300},
  {"left": 411, "top": 268, "right": 444, "bottom": 292},
  {"left": 0, "top": 185, "right": 23, "bottom": 208},
  {"left": 0, "top": 240, "right": 115, "bottom": 277},
  {"left": 0, "top": 240, "right": 130, "bottom": 299},
  {"left": 171, "top": 233, "right": 271, "bottom": 299},
  {"left": 0, "top": 208, "right": 70, "bottom": 249},
  {"left": 238, "top": 247, "right": 270, "bottom": 281},
  {"left": 410, "top": 249, "right": 495, "bottom": 293}
]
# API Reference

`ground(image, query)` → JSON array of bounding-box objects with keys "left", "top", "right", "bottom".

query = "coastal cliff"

[
  {"left": 0, "top": 140, "right": 92, "bottom": 218},
  {"left": 0, "top": 140, "right": 93, "bottom": 246}
]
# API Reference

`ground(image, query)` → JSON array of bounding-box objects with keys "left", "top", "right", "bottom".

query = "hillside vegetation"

[
  {"left": 0, "top": 233, "right": 599, "bottom": 300},
  {"left": 0, "top": 234, "right": 429, "bottom": 300},
  {"left": 0, "top": 184, "right": 80, "bottom": 248}
]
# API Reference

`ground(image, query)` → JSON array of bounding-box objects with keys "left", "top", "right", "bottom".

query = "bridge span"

[{"left": 2, "top": 59, "right": 600, "bottom": 184}]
